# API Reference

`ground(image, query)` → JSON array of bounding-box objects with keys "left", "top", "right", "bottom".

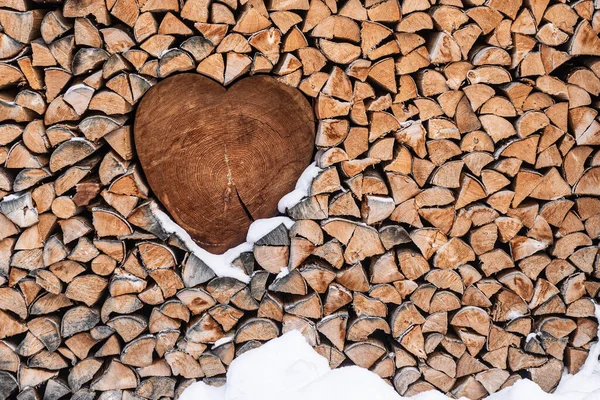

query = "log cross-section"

[{"left": 134, "top": 74, "right": 315, "bottom": 252}]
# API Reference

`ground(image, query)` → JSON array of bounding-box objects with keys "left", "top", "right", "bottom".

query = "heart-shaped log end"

[{"left": 134, "top": 74, "right": 315, "bottom": 253}]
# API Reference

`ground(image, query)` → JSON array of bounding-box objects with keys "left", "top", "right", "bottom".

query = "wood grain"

[{"left": 134, "top": 74, "right": 315, "bottom": 253}]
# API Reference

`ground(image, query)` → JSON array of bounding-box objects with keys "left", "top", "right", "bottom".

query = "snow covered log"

[{"left": 0, "top": 0, "right": 600, "bottom": 399}]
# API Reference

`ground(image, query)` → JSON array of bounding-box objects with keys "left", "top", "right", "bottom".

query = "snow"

[
  {"left": 246, "top": 217, "right": 294, "bottom": 243},
  {"left": 0, "top": 192, "right": 23, "bottom": 203},
  {"left": 276, "top": 267, "right": 289, "bottom": 279},
  {"left": 154, "top": 205, "right": 254, "bottom": 283},
  {"left": 65, "top": 83, "right": 92, "bottom": 93},
  {"left": 400, "top": 119, "right": 422, "bottom": 128},
  {"left": 277, "top": 162, "right": 323, "bottom": 213},
  {"left": 213, "top": 336, "right": 234, "bottom": 348},
  {"left": 179, "top": 330, "right": 398, "bottom": 400},
  {"left": 505, "top": 310, "right": 525, "bottom": 320},
  {"left": 180, "top": 305, "right": 600, "bottom": 400},
  {"left": 525, "top": 332, "right": 538, "bottom": 343},
  {"left": 69, "top": 136, "right": 90, "bottom": 142},
  {"left": 154, "top": 206, "right": 295, "bottom": 284}
]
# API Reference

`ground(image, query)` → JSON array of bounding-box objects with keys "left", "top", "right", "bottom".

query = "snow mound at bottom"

[{"left": 181, "top": 307, "right": 600, "bottom": 400}]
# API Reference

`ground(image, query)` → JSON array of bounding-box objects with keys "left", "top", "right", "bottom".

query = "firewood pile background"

[{"left": 1, "top": 0, "right": 600, "bottom": 399}]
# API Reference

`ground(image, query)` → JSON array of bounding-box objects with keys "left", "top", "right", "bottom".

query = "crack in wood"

[
  {"left": 235, "top": 186, "right": 255, "bottom": 222},
  {"left": 224, "top": 144, "right": 254, "bottom": 222}
]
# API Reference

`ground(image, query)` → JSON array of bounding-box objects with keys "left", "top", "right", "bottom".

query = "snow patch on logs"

[
  {"left": 153, "top": 203, "right": 294, "bottom": 283},
  {"left": 278, "top": 162, "right": 323, "bottom": 213}
]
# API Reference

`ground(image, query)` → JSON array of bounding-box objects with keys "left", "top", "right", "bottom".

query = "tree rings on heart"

[{"left": 134, "top": 74, "right": 315, "bottom": 253}]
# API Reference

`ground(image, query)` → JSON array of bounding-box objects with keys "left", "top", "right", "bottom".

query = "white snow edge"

[
  {"left": 152, "top": 162, "right": 321, "bottom": 283},
  {"left": 154, "top": 206, "right": 293, "bottom": 284},
  {"left": 180, "top": 305, "right": 600, "bottom": 400},
  {"left": 277, "top": 162, "right": 322, "bottom": 214}
]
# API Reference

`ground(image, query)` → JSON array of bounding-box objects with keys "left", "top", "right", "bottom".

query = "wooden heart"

[{"left": 134, "top": 74, "right": 315, "bottom": 253}]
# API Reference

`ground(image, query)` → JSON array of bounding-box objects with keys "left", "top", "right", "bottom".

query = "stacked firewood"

[{"left": 1, "top": 0, "right": 600, "bottom": 399}]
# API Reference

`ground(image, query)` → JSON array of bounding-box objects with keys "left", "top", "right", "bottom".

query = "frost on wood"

[{"left": 1, "top": 0, "right": 600, "bottom": 399}]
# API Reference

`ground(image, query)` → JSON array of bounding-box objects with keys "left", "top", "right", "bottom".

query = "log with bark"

[{"left": 0, "top": 0, "right": 600, "bottom": 399}]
